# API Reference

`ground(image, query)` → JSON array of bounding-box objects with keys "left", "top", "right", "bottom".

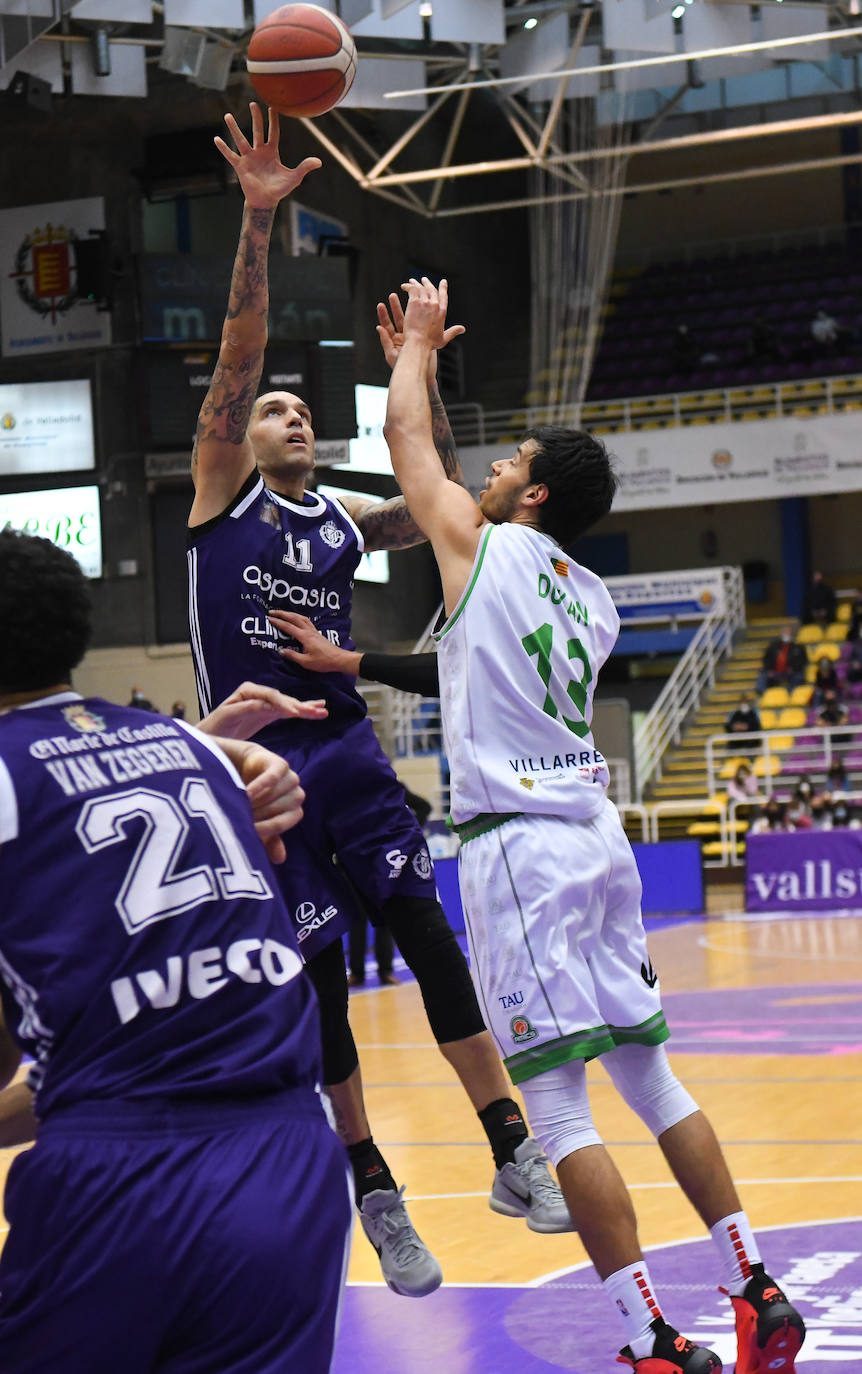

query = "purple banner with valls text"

[{"left": 746, "top": 829, "right": 862, "bottom": 911}]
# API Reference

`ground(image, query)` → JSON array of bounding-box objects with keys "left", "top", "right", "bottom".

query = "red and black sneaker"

[
  {"left": 617, "top": 1317, "right": 722, "bottom": 1373},
  {"left": 725, "top": 1264, "right": 805, "bottom": 1373}
]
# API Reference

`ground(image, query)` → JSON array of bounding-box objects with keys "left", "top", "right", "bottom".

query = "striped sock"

[
  {"left": 604, "top": 1261, "right": 664, "bottom": 1358},
  {"left": 710, "top": 1211, "right": 762, "bottom": 1295}
]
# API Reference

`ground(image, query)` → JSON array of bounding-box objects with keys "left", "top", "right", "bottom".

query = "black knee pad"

[
  {"left": 304, "top": 938, "right": 359, "bottom": 1085},
  {"left": 380, "top": 895, "right": 486, "bottom": 1043}
]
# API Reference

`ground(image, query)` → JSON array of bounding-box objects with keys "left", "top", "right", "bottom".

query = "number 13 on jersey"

[{"left": 521, "top": 622, "right": 592, "bottom": 738}]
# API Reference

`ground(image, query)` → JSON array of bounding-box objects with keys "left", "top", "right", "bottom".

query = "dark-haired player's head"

[
  {"left": 247, "top": 391, "right": 316, "bottom": 485},
  {"left": 479, "top": 426, "right": 617, "bottom": 546},
  {"left": 0, "top": 530, "right": 92, "bottom": 694}
]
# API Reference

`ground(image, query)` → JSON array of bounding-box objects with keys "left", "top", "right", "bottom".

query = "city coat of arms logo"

[{"left": 9, "top": 223, "right": 80, "bottom": 324}]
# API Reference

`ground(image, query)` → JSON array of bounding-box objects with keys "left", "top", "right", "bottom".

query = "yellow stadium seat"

[
  {"left": 805, "top": 663, "right": 817, "bottom": 683},
  {"left": 813, "top": 641, "right": 841, "bottom": 662},
  {"left": 768, "top": 732, "right": 796, "bottom": 750},
  {"left": 757, "top": 708, "right": 777, "bottom": 729},
  {"left": 777, "top": 707, "right": 807, "bottom": 729},
  {"left": 796, "top": 625, "right": 822, "bottom": 644},
  {"left": 687, "top": 822, "right": 721, "bottom": 836},
  {"left": 837, "top": 603, "right": 852, "bottom": 622},
  {"left": 702, "top": 841, "right": 746, "bottom": 859},
  {"left": 753, "top": 755, "right": 781, "bottom": 777},
  {"left": 759, "top": 687, "right": 790, "bottom": 708},
  {"left": 719, "top": 756, "right": 752, "bottom": 779},
  {"left": 824, "top": 622, "right": 848, "bottom": 641},
  {"left": 790, "top": 684, "right": 813, "bottom": 706}
]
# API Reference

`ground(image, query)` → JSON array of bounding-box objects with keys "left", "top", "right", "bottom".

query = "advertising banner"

[
  {"left": 0, "top": 485, "right": 102, "bottom": 579},
  {"left": 461, "top": 410, "right": 862, "bottom": 513},
  {"left": 605, "top": 568, "right": 726, "bottom": 621},
  {"left": 0, "top": 379, "right": 94, "bottom": 476},
  {"left": 0, "top": 197, "right": 110, "bottom": 357},
  {"left": 746, "top": 830, "right": 862, "bottom": 912}
]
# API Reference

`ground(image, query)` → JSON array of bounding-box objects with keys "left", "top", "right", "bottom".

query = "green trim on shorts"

[
  {"left": 504, "top": 1012, "right": 670, "bottom": 1085},
  {"left": 449, "top": 811, "right": 522, "bottom": 844}
]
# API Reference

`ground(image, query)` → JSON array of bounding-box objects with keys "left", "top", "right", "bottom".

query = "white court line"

[{"left": 405, "top": 1175, "right": 862, "bottom": 1202}]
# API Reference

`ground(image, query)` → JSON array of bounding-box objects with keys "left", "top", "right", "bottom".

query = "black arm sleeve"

[{"left": 358, "top": 651, "right": 440, "bottom": 697}]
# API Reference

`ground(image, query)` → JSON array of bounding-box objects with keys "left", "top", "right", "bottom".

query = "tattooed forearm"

[
  {"left": 429, "top": 380, "right": 464, "bottom": 487},
  {"left": 359, "top": 497, "right": 426, "bottom": 553},
  {"left": 224, "top": 205, "right": 275, "bottom": 327}
]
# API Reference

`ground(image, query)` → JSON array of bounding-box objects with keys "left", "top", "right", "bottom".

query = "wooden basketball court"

[{"left": 2, "top": 909, "right": 860, "bottom": 1370}]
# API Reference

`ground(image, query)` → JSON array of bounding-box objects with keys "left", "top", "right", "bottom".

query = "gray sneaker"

[
  {"left": 359, "top": 1186, "right": 443, "bottom": 1297},
  {"left": 489, "top": 1137, "right": 576, "bottom": 1233}
]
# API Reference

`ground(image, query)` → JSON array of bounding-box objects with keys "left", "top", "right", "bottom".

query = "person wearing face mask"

[
  {"left": 725, "top": 694, "right": 761, "bottom": 737},
  {"left": 757, "top": 626, "right": 807, "bottom": 693}
]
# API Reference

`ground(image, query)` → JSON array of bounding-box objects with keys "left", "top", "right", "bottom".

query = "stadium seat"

[
  {"left": 777, "top": 707, "right": 807, "bottom": 729},
  {"left": 812, "top": 642, "right": 841, "bottom": 662},
  {"left": 759, "top": 687, "right": 790, "bottom": 708},
  {"left": 824, "top": 622, "right": 848, "bottom": 641},
  {"left": 768, "top": 732, "right": 797, "bottom": 750},
  {"left": 753, "top": 755, "right": 781, "bottom": 777},
  {"left": 790, "top": 684, "right": 813, "bottom": 706},
  {"left": 796, "top": 625, "right": 822, "bottom": 645},
  {"left": 757, "top": 708, "right": 778, "bottom": 729},
  {"left": 837, "top": 603, "right": 852, "bottom": 622},
  {"left": 719, "top": 756, "right": 752, "bottom": 779}
]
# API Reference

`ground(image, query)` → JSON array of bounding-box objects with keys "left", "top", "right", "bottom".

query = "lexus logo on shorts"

[{"left": 295, "top": 902, "right": 316, "bottom": 923}]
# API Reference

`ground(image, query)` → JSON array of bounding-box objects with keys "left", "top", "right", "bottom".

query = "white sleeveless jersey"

[{"left": 435, "top": 523, "right": 620, "bottom": 824}]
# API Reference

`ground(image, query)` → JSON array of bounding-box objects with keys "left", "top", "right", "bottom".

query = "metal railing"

[
  {"left": 706, "top": 723, "right": 862, "bottom": 798},
  {"left": 632, "top": 566, "right": 747, "bottom": 800},
  {"left": 445, "top": 371, "right": 862, "bottom": 448}
]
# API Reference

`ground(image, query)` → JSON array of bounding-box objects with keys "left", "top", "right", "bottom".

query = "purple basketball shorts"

[{"left": 0, "top": 1092, "right": 352, "bottom": 1373}]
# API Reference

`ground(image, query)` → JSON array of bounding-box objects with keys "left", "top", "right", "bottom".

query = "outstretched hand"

[
  {"left": 197, "top": 681, "right": 328, "bottom": 740},
  {"left": 269, "top": 610, "right": 361, "bottom": 675},
  {"left": 214, "top": 102, "right": 321, "bottom": 209},
  {"left": 376, "top": 280, "right": 465, "bottom": 379}
]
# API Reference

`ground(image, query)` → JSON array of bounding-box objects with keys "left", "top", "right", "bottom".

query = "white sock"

[
  {"left": 710, "top": 1211, "right": 762, "bottom": 1295},
  {"left": 604, "top": 1261, "right": 663, "bottom": 1357}
]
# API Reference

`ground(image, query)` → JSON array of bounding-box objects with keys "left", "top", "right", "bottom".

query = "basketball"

[{"left": 246, "top": 4, "right": 357, "bottom": 119}]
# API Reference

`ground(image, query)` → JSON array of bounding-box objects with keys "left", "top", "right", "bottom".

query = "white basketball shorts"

[{"left": 457, "top": 796, "right": 669, "bottom": 1084}]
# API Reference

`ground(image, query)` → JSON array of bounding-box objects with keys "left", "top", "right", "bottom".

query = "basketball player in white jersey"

[{"left": 381, "top": 277, "right": 806, "bottom": 1374}]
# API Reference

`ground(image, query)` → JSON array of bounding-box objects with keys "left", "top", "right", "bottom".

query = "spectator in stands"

[
  {"left": 847, "top": 594, "right": 862, "bottom": 642},
  {"left": 671, "top": 322, "right": 697, "bottom": 373},
  {"left": 801, "top": 571, "right": 837, "bottom": 627},
  {"left": 725, "top": 694, "right": 761, "bottom": 736},
  {"left": 750, "top": 797, "right": 788, "bottom": 833},
  {"left": 727, "top": 763, "right": 759, "bottom": 804},
  {"left": 809, "top": 307, "right": 841, "bottom": 354},
  {"left": 812, "top": 654, "right": 841, "bottom": 706},
  {"left": 127, "top": 685, "right": 158, "bottom": 711},
  {"left": 846, "top": 640, "right": 862, "bottom": 685},
  {"left": 786, "top": 780, "right": 815, "bottom": 830},
  {"left": 830, "top": 800, "right": 861, "bottom": 829},
  {"left": 817, "top": 689, "right": 849, "bottom": 729},
  {"left": 170, "top": 700, "right": 187, "bottom": 719},
  {"left": 808, "top": 795, "right": 832, "bottom": 830},
  {"left": 757, "top": 626, "right": 806, "bottom": 692},
  {"left": 825, "top": 760, "right": 851, "bottom": 797},
  {"left": 746, "top": 314, "right": 783, "bottom": 364}
]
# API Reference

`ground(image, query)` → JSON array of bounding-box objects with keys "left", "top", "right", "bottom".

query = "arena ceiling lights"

[{"left": 1, "top": 0, "right": 861, "bottom": 215}]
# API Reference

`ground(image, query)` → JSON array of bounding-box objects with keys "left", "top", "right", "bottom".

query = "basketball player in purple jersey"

[
  {"left": 188, "top": 102, "right": 572, "bottom": 1296},
  {"left": 0, "top": 530, "right": 353, "bottom": 1373}
]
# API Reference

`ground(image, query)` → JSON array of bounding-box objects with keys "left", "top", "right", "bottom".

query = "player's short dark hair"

[
  {"left": 524, "top": 425, "right": 617, "bottom": 545},
  {"left": 0, "top": 530, "right": 92, "bottom": 692}
]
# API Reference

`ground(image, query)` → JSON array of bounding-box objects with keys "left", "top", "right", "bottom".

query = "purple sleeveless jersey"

[
  {"left": 0, "top": 694, "right": 324, "bottom": 1117},
  {"left": 188, "top": 474, "right": 367, "bottom": 746}
]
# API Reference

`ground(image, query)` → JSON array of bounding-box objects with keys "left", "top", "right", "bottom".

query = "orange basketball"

[{"left": 246, "top": 4, "right": 357, "bottom": 119}]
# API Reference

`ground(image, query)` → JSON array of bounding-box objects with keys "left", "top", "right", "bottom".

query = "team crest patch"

[
  {"left": 320, "top": 520, "right": 345, "bottom": 549},
  {"left": 549, "top": 556, "right": 569, "bottom": 577},
  {"left": 510, "top": 1014, "right": 538, "bottom": 1044},
  {"left": 412, "top": 849, "right": 432, "bottom": 880},
  {"left": 62, "top": 703, "right": 106, "bottom": 734},
  {"left": 519, "top": 777, "right": 535, "bottom": 791}
]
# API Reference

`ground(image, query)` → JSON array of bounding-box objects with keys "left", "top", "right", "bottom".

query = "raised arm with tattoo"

[
  {"left": 338, "top": 289, "right": 466, "bottom": 553},
  {"left": 190, "top": 103, "right": 320, "bottom": 525}
]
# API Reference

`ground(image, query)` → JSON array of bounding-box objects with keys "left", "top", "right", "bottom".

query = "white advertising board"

[
  {"left": 605, "top": 568, "right": 727, "bottom": 621},
  {"left": 0, "top": 197, "right": 111, "bottom": 357},
  {"left": 0, "top": 485, "right": 102, "bottom": 578},
  {"left": 460, "top": 411, "right": 862, "bottom": 513},
  {"left": 0, "top": 379, "right": 95, "bottom": 476}
]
